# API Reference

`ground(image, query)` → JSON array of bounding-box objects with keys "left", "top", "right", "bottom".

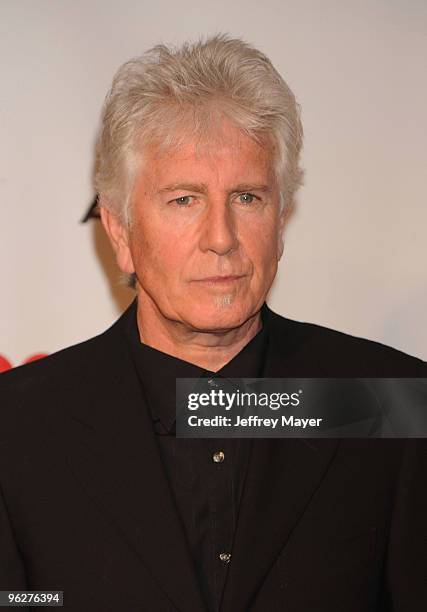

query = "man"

[{"left": 1, "top": 35, "right": 426, "bottom": 612}]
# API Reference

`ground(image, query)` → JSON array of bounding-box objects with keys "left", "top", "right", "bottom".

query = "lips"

[{"left": 193, "top": 275, "right": 246, "bottom": 284}]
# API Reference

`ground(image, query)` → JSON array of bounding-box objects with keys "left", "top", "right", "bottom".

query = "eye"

[
  {"left": 237, "top": 193, "right": 258, "bottom": 205},
  {"left": 173, "top": 195, "right": 193, "bottom": 206}
]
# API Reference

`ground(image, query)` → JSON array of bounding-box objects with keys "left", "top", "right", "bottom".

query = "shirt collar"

[{"left": 123, "top": 299, "right": 269, "bottom": 433}]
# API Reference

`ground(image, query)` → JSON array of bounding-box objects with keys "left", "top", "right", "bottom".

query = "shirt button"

[
  {"left": 213, "top": 451, "right": 225, "bottom": 463},
  {"left": 219, "top": 552, "right": 231, "bottom": 563},
  {"left": 207, "top": 378, "right": 218, "bottom": 387}
]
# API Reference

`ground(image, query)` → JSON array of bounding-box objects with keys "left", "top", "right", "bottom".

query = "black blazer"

[{"left": 1, "top": 304, "right": 426, "bottom": 611}]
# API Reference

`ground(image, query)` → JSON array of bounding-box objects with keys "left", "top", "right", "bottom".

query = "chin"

[{"left": 182, "top": 298, "right": 254, "bottom": 332}]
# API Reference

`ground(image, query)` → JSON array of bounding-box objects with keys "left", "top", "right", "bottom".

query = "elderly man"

[{"left": 1, "top": 35, "right": 426, "bottom": 612}]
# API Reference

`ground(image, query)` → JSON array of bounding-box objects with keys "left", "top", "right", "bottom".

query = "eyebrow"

[
  {"left": 159, "top": 183, "right": 271, "bottom": 194},
  {"left": 159, "top": 183, "right": 209, "bottom": 194}
]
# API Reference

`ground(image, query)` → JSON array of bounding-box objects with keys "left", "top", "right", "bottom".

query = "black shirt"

[{"left": 123, "top": 300, "right": 269, "bottom": 611}]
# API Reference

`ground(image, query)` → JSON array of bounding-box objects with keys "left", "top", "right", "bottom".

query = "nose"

[{"left": 199, "top": 201, "right": 239, "bottom": 256}]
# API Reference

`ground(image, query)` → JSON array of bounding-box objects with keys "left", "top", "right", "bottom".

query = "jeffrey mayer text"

[{"left": 188, "top": 415, "right": 323, "bottom": 428}]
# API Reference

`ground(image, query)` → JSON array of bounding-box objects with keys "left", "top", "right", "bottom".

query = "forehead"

[{"left": 136, "top": 122, "right": 276, "bottom": 189}]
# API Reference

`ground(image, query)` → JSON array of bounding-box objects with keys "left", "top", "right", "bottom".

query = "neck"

[{"left": 134, "top": 292, "right": 262, "bottom": 372}]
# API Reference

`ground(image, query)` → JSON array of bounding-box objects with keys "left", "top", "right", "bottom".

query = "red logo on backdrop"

[{"left": 0, "top": 353, "right": 48, "bottom": 373}]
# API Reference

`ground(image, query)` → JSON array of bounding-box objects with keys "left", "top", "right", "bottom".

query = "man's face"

[{"left": 114, "top": 123, "right": 284, "bottom": 332}]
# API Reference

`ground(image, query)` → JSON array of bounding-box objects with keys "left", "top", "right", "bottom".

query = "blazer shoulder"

[
  {"left": 0, "top": 314, "right": 127, "bottom": 433},
  {"left": 1, "top": 328, "right": 113, "bottom": 389},
  {"left": 265, "top": 306, "right": 427, "bottom": 376}
]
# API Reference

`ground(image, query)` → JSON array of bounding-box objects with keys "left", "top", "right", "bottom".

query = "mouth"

[{"left": 193, "top": 275, "right": 246, "bottom": 285}]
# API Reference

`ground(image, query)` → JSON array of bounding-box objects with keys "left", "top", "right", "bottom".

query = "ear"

[
  {"left": 100, "top": 205, "right": 135, "bottom": 275},
  {"left": 277, "top": 209, "right": 287, "bottom": 261}
]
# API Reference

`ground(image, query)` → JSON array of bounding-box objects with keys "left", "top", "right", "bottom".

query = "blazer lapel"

[
  {"left": 62, "top": 319, "right": 206, "bottom": 612},
  {"left": 221, "top": 305, "right": 340, "bottom": 611},
  {"left": 220, "top": 437, "right": 339, "bottom": 611}
]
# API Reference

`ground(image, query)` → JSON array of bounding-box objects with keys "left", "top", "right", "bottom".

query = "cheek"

[
  {"left": 129, "top": 221, "right": 186, "bottom": 281},
  {"left": 241, "top": 223, "right": 278, "bottom": 273}
]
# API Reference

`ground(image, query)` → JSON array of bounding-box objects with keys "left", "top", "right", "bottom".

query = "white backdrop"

[{"left": 1, "top": 0, "right": 426, "bottom": 370}]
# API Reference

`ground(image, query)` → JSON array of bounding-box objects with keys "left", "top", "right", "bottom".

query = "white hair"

[{"left": 94, "top": 33, "right": 304, "bottom": 225}]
